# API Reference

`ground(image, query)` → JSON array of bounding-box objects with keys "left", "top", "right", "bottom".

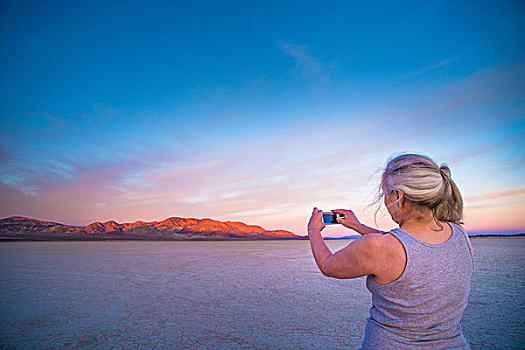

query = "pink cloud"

[
  {"left": 1, "top": 63, "right": 523, "bottom": 236},
  {"left": 465, "top": 185, "right": 525, "bottom": 203}
]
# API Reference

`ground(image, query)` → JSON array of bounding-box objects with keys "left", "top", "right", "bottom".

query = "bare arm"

[
  {"left": 307, "top": 208, "right": 333, "bottom": 273},
  {"left": 307, "top": 208, "right": 393, "bottom": 279},
  {"left": 308, "top": 208, "right": 384, "bottom": 278},
  {"left": 350, "top": 222, "right": 384, "bottom": 235}
]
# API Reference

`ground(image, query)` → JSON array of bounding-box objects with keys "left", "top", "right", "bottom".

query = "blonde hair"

[{"left": 377, "top": 153, "right": 463, "bottom": 225}]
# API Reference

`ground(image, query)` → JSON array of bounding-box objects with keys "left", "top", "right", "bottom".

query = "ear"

[{"left": 396, "top": 190, "right": 405, "bottom": 205}]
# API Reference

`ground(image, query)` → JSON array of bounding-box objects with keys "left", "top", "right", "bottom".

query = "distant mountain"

[
  {"left": 0, "top": 216, "right": 304, "bottom": 241},
  {"left": 324, "top": 235, "right": 361, "bottom": 240},
  {"left": 324, "top": 232, "right": 525, "bottom": 239},
  {"left": 467, "top": 232, "right": 525, "bottom": 238}
]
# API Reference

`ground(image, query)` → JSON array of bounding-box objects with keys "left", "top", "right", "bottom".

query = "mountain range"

[{"left": 0, "top": 216, "right": 304, "bottom": 241}]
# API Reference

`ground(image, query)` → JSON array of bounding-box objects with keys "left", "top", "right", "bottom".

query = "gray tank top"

[{"left": 361, "top": 223, "right": 474, "bottom": 349}]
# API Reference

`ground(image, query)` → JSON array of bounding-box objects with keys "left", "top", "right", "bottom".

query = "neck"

[{"left": 398, "top": 207, "right": 436, "bottom": 229}]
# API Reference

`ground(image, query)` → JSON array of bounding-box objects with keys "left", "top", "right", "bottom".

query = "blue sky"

[{"left": 1, "top": 1, "right": 524, "bottom": 235}]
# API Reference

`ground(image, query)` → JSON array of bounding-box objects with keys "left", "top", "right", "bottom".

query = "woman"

[{"left": 307, "top": 154, "right": 473, "bottom": 349}]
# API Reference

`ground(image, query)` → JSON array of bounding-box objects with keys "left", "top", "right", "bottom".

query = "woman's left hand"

[{"left": 307, "top": 207, "right": 326, "bottom": 234}]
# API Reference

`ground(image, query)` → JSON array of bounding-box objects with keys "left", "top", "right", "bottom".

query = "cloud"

[
  {"left": 407, "top": 52, "right": 469, "bottom": 76},
  {"left": 0, "top": 101, "right": 187, "bottom": 197},
  {"left": 447, "top": 143, "right": 507, "bottom": 165},
  {"left": 464, "top": 194, "right": 525, "bottom": 232},
  {"left": 0, "top": 118, "right": 390, "bottom": 232},
  {"left": 1, "top": 61, "right": 523, "bottom": 235},
  {"left": 280, "top": 42, "right": 329, "bottom": 82},
  {"left": 348, "top": 62, "right": 525, "bottom": 165},
  {"left": 465, "top": 185, "right": 525, "bottom": 203}
]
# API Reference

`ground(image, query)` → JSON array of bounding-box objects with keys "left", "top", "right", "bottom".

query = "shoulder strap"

[{"left": 450, "top": 223, "right": 474, "bottom": 265}]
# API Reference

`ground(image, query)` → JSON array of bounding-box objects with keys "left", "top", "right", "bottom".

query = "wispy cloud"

[
  {"left": 464, "top": 187, "right": 525, "bottom": 232},
  {"left": 447, "top": 142, "right": 507, "bottom": 165},
  {"left": 360, "top": 62, "right": 525, "bottom": 154},
  {"left": 280, "top": 42, "right": 329, "bottom": 82},
  {"left": 1, "top": 61, "right": 523, "bottom": 234},
  {"left": 465, "top": 185, "right": 525, "bottom": 203},
  {"left": 408, "top": 52, "right": 469, "bottom": 76},
  {"left": 0, "top": 102, "right": 186, "bottom": 196}
]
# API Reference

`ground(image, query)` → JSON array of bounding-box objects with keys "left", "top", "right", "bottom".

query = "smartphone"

[{"left": 322, "top": 212, "right": 339, "bottom": 225}]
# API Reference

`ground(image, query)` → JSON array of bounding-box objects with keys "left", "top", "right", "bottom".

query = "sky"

[{"left": 0, "top": 0, "right": 524, "bottom": 236}]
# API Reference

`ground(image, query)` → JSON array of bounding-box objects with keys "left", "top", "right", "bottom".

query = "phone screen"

[{"left": 322, "top": 212, "right": 339, "bottom": 224}]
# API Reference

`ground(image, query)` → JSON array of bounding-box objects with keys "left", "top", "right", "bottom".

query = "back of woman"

[
  {"left": 363, "top": 223, "right": 474, "bottom": 349},
  {"left": 307, "top": 153, "right": 474, "bottom": 349}
]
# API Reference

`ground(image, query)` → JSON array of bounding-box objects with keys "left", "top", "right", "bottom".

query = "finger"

[{"left": 332, "top": 211, "right": 346, "bottom": 221}]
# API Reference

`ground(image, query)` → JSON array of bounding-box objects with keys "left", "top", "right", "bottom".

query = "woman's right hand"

[{"left": 331, "top": 209, "right": 361, "bottom": 231}]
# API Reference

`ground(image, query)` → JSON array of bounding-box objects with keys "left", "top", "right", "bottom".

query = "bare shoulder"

[
  {"left": 378, "top": 233, "right": 405, "bottom": 259},
  {"left": 356, "top": 233, "right": 405, "bottom": 267},
  {"left": 363, "top": 232, "right": 406, "bottom": 285},
  {"left": 350, "top": 233, "right": 397, "bottom": 256},
  {"left": 360, "top": 232, "right": 404, "bottom": 253}
]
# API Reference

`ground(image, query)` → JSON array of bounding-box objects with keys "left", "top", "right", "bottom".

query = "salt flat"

[{"left": 0, "top": 238, "right": 523, "bottom": 349}]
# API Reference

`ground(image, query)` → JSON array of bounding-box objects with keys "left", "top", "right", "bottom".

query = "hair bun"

[{"left": 439, "top": 164, "right": 451, "bottom": 178}]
